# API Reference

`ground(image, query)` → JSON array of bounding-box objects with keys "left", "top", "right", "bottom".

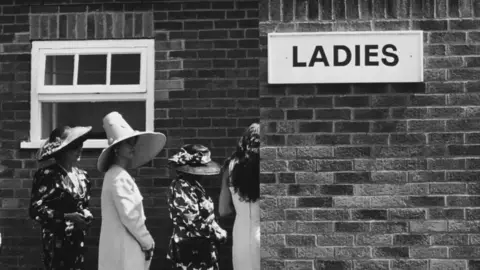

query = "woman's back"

[
  {"left": 228, "top": 160, "right": 260, "bottom": 270},
  {"left": 229, "top": 186, "right": 260, "bottom": 223}
]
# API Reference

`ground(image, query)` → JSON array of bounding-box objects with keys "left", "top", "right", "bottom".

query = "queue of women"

[{"left": 27, "top": 111, "right": 260, "bottom": 270}]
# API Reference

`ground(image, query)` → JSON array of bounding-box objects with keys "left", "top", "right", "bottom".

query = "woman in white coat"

[{"left": 97, "top": 112, "right": 166, "bottom": 270}]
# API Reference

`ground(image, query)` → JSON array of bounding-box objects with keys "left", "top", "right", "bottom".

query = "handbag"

[{"left": 172, "top": 237, "right": 217, "bottom": 266}]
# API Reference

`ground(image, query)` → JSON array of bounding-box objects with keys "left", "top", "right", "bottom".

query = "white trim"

[
  {"left": 22, "top": 39, "right": 155, "bottom": 149},
  {"left": 21, "top": 139, "right": 109, "bottom": 149},
  {"left": 39, "top": 85, "right": 146, "bottom": 94},
  {"left": 37, "top": 47, "right": 147, "bottom": 94},
  {"left": 30, "top": 42, "right": 41, "bottom": 142},
  {"left": 267, "top": 30, "right": 424, "bottom": 37},
  {"left": 73, "top": 54, "right": 79, "bottom": 86},
  {"left": 106, "top": 52, "right": 112, "bottom": 86},
  {"left": 37, "top": 93, "right": 148, "bottom": 102},
  {"left": 32, "top": 39, "right": 152, "bottom": 49},
  {"left": 145, "top": 39, "right": 154, "bottom": 132},
  {"left": 419, "top": 38, "right": 424, "bottom": 82}
]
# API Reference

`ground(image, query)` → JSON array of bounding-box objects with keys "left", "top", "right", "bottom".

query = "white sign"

[{"left": 268, "top": 31, "right": 424, "bottom": 84}]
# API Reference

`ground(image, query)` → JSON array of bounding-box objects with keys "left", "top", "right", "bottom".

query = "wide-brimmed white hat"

[
  {"left": 96, "top": 112, "right": 167, "bottom": 172},
  {"left": 37, "top": 126, "right": 92, "bottom": 161}
]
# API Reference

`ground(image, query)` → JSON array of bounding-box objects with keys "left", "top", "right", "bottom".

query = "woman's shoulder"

[
  {"left": 105, "top": 165, "right": 130, "bottom": 179},
  {"left": 169, "top": 177, "right": 192, "bottom": 193},
  {"left": 73, "top": 166, "right": 88, "bottom": 175},
  {"left": 34, "top": 164, "right": 60, "bottom": 178},
  {"left": 170, "top": 177, "right": 188, "bottom": 187}
]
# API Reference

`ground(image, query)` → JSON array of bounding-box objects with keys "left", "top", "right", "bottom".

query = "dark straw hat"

[
  {"left": 37, "top": 126, "right": 92, "bottom": 161},
  {"left": 168, "top": 144, "right": 221, "bottom": 176}
]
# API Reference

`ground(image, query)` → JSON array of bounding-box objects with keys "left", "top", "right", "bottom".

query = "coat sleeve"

[
  {"left": 29, "top": 169, "right": 65, "bottom": 226},
  {"left": 112, "top": 176, "right": 154, "bottom": 250},
  {"left": 169, "top": 180, "right": 217, "bottom": 238}
]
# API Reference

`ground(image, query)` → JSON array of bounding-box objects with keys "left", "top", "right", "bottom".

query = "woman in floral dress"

[
  {"left": 29, "top": 126, "right": 93, "bottom": 270},
  {"left": 167, "top": 144, "right": 227, "bottom": 270}
]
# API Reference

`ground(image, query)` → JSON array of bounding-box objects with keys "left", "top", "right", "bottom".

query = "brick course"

[
  {"left": 260, "top": 0, "right": 480, "bottom": 269},
  {"left": 0, "top": 1, "right": 259, "bottom": 269}
]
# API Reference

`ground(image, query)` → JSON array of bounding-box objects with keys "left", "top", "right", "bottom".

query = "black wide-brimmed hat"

[{"left": 168, "top": 144, "right": 221, "bottom": 176}]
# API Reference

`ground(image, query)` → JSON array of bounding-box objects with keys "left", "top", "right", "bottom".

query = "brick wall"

[
  {"left": 260, "top": 1, "right": 480, "bottom": 270},
  {"left": 0, "top": 1, "right": 259, "bottom": 269}
]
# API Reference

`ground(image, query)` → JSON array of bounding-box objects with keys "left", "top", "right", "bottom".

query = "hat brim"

[
  {"left": 174, "top": 161, "right": 221, "bottom": 176},
  {"left": 97, "top": 131, "right": 167, "bottom": 172},
  {"left": 38, "top": 126, "right": 92, "bottom": 161}
]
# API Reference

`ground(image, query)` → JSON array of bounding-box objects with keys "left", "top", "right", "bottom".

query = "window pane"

[
  {"left": 78, "top": 54, "right": 107, "bottom": 85},
  {"left": 41, "top": 101, "right": 145, "bottom": 139},
  {"left": 45, "top": 55, "right": 74, "bottom": 85},
  {"left": 111, "top": 54, "right": 141, "bottom": 85}
]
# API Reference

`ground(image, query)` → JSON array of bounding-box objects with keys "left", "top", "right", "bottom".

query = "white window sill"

[{"left": 20, "top": 139, "right": 109, "bottom": 149}]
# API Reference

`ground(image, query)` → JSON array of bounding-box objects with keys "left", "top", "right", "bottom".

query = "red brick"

[
  {"left": 449, "top": 69, "right": 480, "bottom": 80},
  {"left": 375, "top": 20, "right": 409, "bottom": 30},
  {"left": 430, "top": 32, "right": 467, "bottom": 44},
  {"left": 426, "top": 56, "right": 463, "bottom": 68},
  {"left": 425, "top": 45, "right": 447, "bottom": 56}
]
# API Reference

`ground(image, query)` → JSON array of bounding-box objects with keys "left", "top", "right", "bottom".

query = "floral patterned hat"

[
  {"left": 168, "top": 144, "right": 221, "bottom": 176},
  {"left": 37, "top": 126, "right": 92, "bottom": 161},
  {"left": 224, "top": 123, "right": 260, "bottom": 167},
  {"left": 239, "top": 123, "right": 260, "bottom": 155}
]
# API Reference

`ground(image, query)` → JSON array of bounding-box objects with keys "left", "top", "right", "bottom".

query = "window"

[{"left": 21, "top": 39, "right": 155, "bottom": 149}]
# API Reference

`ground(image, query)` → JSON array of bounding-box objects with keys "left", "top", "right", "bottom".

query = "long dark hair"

[{"left": 224, "top": 123, "right": 260, "bottom": 203}]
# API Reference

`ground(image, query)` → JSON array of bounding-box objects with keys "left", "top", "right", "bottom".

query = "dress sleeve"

[
  {"left": 29, "top": 169, "right": 65, "bottom": 226},
  {"left": 81, "top": 171, "right": 91, "bottom": 208},
  {"left": 112, "top": 176, "right": 154, "bottom": 250},
  {"left": 169, "top": 180, "right": 216, "bottom": 238},
  {"left": 79, "top": 170, "right": 93, "bottom": 216}
]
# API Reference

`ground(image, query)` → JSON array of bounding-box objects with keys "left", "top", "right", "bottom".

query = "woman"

[
  {"left": 219, "top": 123, "right": 260, "bottom": 270},
  {"left": 29, "top": 126, "right": 94, "bottom": 270},
  {"left": 167, "top": 144, "right": 227, "bottom": 270},
  {"left": 97, "top": 111, "right": 166, "bottom": 270}
]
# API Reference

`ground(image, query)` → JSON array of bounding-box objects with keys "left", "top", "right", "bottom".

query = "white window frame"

[{"left": 21, "top": 39, "right": 155, "bottom": 149}]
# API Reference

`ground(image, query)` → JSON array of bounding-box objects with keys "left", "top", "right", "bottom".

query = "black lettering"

[
  {"left": 292, "top": 46, "right": 307, "bottom": 67},
  {"left": 381, "top": 44, "right": 399, "bottom": 66},
  {"left": 365, "top": 45, "right": 379, "bottom": 66},
  {"left": 355, "top": 45, "right": 361, "bottom": 66},
  {"left": 333, "top": 45, "right": 351, "bottom": 66},
  {"left": 308, "top": 46, "right": 330, "bottom": 67}
]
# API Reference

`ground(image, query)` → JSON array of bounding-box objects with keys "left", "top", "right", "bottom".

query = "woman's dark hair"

[
  {"left": 106, "top": 146, "right": 118, "bottom": 169},
  {"left": 225, "top": 123, "right": 260, "bottom": 203}
]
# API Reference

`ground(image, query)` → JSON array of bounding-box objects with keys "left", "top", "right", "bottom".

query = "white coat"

[{"left": 98, "top": 165, "right": 154, "bottom": 270}]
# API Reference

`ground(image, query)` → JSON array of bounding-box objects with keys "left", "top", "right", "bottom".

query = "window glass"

[
  {"left": 77, "top": 54, "right": 107, "bottom": 85},
  {"left": 111, "top": 54, "right": 141, "bottom": 85},
  {"left": 41, "top": 101, "right": 146, "bottom": 139},
  {"left": 45, "top": 55, "right": 74, "bottom": 85}
]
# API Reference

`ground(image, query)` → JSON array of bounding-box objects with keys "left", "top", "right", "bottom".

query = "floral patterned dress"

[
  {"left": 29, "top": 163, "right": 92, "bottom": 270},
  {"left": 167, "top": 176, "right": 226, "bottom": 270}
]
